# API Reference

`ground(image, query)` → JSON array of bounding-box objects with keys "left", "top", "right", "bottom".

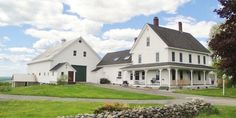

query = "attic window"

[
  {"left": 113, "top": 57, "right": 120, "bottom": 61},
  {"left": 124, "top": 56, "right": 130, "bottom": 60},
  {"left": 79, "top": 40, "right": 82, "bottom": 43}
]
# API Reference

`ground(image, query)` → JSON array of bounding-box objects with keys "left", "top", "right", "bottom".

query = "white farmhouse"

[
  {"left": 94, "top": 17, "right": 217, "bottom": 89},
  {"left": 25, "top": 37, "right": 100, "bottom": 85}
]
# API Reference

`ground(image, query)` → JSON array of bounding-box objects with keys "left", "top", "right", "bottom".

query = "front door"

[{"left": 68, "top": 71, "right": 74, "bottom": 84}]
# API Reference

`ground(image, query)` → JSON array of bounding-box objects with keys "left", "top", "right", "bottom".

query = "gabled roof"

[
  {"left": 28, "top": 39, "right": 78, "bottom": 64},
  {"left": 28, "top": 37, "right": 101, "bottom": 64},
  {"left": 97, "top": 50, "right": 131, "bottom": 66},
  {"left": 50, "top": 63, "right": 66, "bottom": 71},
  {"left": 122, "top": 62, "right": 213, "bottom": 70},
  {"left": 148, "top": 24, "right": 210, "bottom": 53}
]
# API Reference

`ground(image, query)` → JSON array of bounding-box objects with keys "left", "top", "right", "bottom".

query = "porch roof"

[{"left": 121, "top": 62, "right": 214, "bottom": 70}]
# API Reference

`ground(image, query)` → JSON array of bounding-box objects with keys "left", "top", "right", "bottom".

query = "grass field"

[
  {"left": 176, "top": 88, "right": 236, "bottom": 98},
  {"left": 0, "top": 84, "right": 170, "bottom": 100},
  {"left": 0, "top": 100, "right": 162, "bottom": 118},
  {"left": 197, "top": 105, "right": 236, "bottom": 118},
  {"left": 0, "top": 100, "right": 235, "bottom": 118}
]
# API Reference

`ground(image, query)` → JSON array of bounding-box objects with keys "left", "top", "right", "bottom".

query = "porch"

[{"left": 122, "top": 63, "right": 217, "bottom": 89}]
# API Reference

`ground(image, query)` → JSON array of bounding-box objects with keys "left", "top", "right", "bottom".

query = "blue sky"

[{"left": 0, "top": 0, "right": 222, "bottom": 76}]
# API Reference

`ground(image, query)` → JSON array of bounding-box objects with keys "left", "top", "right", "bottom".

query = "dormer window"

[
  {"left": 73, "top": 50, "right": 77, "bottom": 56},
  {"left": 146, "top": 37, "right": 150, "bottom": 46},
  {"left": 113, "top": 57, "right": 120, "bottom": 61},
  {"left": 124, "top": 56, "right": 130, "bottom": 60}
]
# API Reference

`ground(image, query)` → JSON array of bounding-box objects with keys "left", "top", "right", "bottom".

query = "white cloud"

[
  {"left": 102, "top": 28, "right": 141, "bottom": 41},
  {"left": 63, "top": 0, "right": 190, "bottom": 23},
  {"left": 8, "top": 47, "right": 35, "bottom": 53},
  {"left": 164, "top": 15, "right": 217, "bottom": 38},
  {"left": 0, "top": 53, "right": 34, "bottom": 63}
]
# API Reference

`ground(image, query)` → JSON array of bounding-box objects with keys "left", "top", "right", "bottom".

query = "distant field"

[
  {"left": 0, "top": 77, "right": 11, "bottom": 83},
  {"left": 1, "top": 84, "right": 171, "bottom": 100}
]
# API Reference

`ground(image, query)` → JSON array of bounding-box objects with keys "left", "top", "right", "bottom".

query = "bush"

[
  {"left": 0, "top": 82, "right": 11, "bottom": 86},
  {"left": 100, "top": 78, "right": 111, "bottom": 84},
  {"left": 57, "top": 75, "right": 68, "bottom": 85},
  {"left": 94, "top": 102, "right": 129, "bottom": 114},
  {"left": 0, "top": 86, "right": 12, "bottom": 92}
]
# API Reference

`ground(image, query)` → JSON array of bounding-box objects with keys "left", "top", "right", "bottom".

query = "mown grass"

[
  {"left": 197, "top": 105, "right": 236, "bottom": 118},
  {"left": 0, "top": 84, "right": 171, "bottom": 100},
  {"left": 0, "top": 100, "right": 162, "bottom": 118},
  {"left": 176, "top": 88, "right": 236, "bottom": 98}
]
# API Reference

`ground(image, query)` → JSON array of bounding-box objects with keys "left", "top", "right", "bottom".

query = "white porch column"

[
  {"left": 159, "top": 69, "right": 162, "bottom": 86},
  {"left": 168, "top": 68, "right": 171, "bottom": 89},
  {"left": 190, "top": 70, "right": 193, "bottom": 86},
  {"left": 132, "top": 70, "right": 135, "bottom": 84},
  {"left": 145, "top": 70, "right": 148, "bottom": 87},
  {"left": 203, "top": 71, "right": 206, "bottom": 85},
  {"left": 175, "top": 69, "right": 178, "bottom": 86}
]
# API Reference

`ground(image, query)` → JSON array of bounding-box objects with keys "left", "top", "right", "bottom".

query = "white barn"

[
  {"left": 26, "top": 37, "right": 100, "bottom": 84},
  {"left": 94, "top": 17, "right": 217, "bottom": 89}
]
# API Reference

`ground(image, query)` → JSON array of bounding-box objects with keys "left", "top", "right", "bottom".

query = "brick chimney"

[
  {"left": 61, "top": 38, "right": 66, "bottom": 43},
  {"left": 153, "top": 17, "right": 159, "bottom": 27},
  {"left": 134, "top": 37, "right": 137, "bottom": 42},
  {"left": 178, "top": 22, "right": 182, "bottom": 32}
]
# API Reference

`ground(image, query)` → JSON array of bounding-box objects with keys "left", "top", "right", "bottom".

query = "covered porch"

[{"left": 122, "top": 63, "right": 217, "bottom": 89}]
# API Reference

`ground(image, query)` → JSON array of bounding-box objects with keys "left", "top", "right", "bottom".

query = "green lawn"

[
  {"left": 198, "top": 105, "right": 236, "bottom": 118},
  {"left": 0, "top": 100, "right": 161, "bottom": 118},
  {"left": 176, "top": 88, "right": 236, "bottom": 98},
  {"left": 0, "top": 84, "right": 170, "bottom": 100}
]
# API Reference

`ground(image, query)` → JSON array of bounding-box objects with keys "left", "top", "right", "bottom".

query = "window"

[
  {"left": 61, "top": 72, "right": 64, "bottom": 76},
  {"left": 203, "top": 56, "right": 206, "bottom": 64},
  {"left": 189, "top": 54, "right": 192, "bottom": 63},
  {"left": 52, "top": 72, "right": 54, "bottom": 76},
  {"left": 117, "top": 71, "right": 122, "bottom": 79},
  {"left": 142, "top": 71, "right": 145, "bottom": 80},
  {"left": 156, "top": 74, "right": 160, "bottom": 80},
  {"left": 113, "top": 57, "right": 120, "bottom": 61},
  {"left": 124, "top": 56, "right": 130, "bottom": 60},
  {"left": 146, "top": 37, "right": 150, "bottom": 46},
  {"left": 135, "top": 71, "right": 139, "bottom": 80},
  {"left": 172, "top": 52, "right": 175, "bottom": 62},
  {"left": 172, "top": 70, "right": 176, "bottom": 80},
  {"left": 83, "top": 51, "right": 86, "bottom": 57},
  {"left": 44, "top": 72, "right": 46, "bottom": 76},
  {"left": 79, "top": 40, "right": 82, "bottom": 43},
  {"left": 179, "top": 53, "right": 183, "bottom": 62},
  {"left": 48, "top": 72, "right": 49, "bottom": 76},
  {"left": 138, "top": 54, "right": 142, "bottom": 63},
  {"left": 39, "top": 73, "right": 41, "bottom": 76},
  {"left": 198, "top": 55, "right": 201, "bottom": 64},
  {"left": 180, "top": 70, "right": 183, "bottom": 80},
  {"left": 156, "top": 52, "right": 159, "bottom": 62},
  {"left": 130, "top": 72, "right": 133, "bottom": 80},
  {"left": 73, "top": 50, "right": 77, "bottom": 56},
  {"left": 198, "top": 72, "right": 201, "bottom": 80}
]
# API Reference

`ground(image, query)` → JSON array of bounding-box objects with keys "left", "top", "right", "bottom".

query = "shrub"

[
  {"left": 0, "top": 82, "right": 11, "bottom": 86},
  {"left": 94, "top": 102, "right": 129, "bottom": 114},
  {"left": 0, "top": 86, "right": 12, "bottom": 92},
  {"left": 100, "top": 78, "right": 111, "bottom": 84},
  {"left": 57, "top": 75, "right": 68, "bottom": 85}
]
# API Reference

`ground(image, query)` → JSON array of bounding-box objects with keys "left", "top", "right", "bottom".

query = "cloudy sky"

[{"left": 0, "top": 0, "right": 222, "bottom": 76}]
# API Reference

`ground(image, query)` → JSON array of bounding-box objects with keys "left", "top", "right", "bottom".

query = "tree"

[{"left": 209, "top": 0, "right": 236, "bottom": 85}]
